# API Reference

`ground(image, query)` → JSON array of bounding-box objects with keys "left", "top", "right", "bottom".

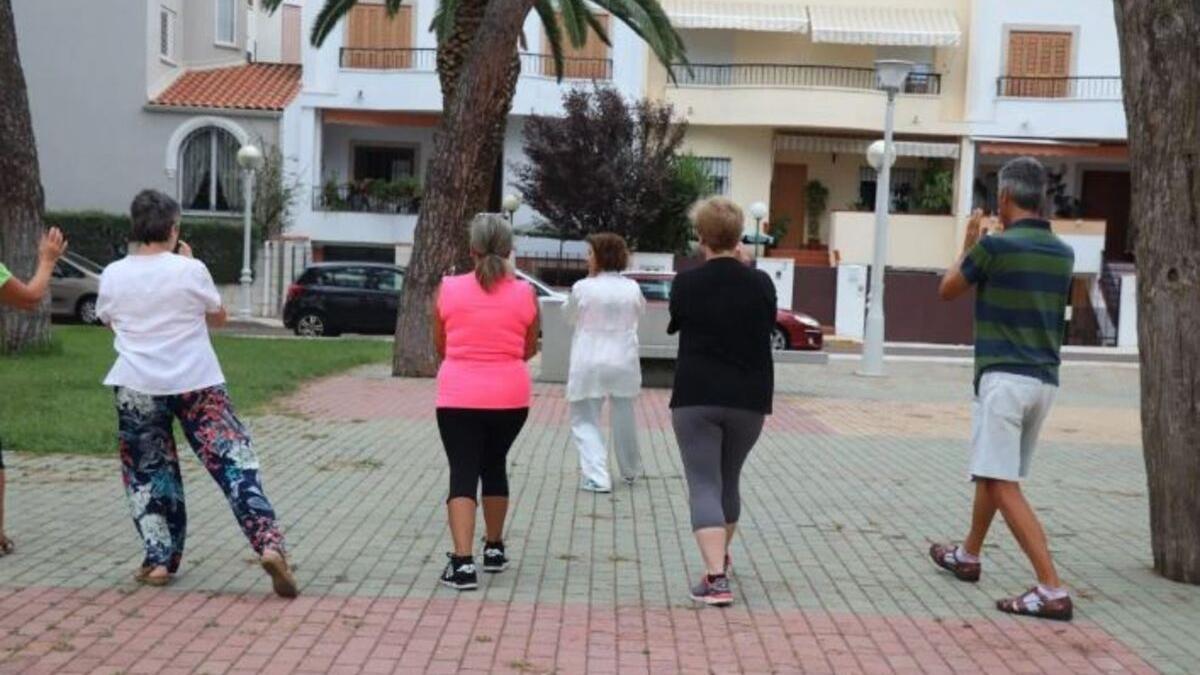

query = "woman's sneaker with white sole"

[
  {"left": 440, "top": 553, "right": 478, "bottom": 590},
  {"left": 690, "top": 574, "right": 734, "bottom": 606},
  {"left": 482, "top": 541, "right": 509, "bottom": 573}
]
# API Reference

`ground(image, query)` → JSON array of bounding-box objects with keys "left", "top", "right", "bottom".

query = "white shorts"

[{"left": 969, "top": 371, "right": 1057, "bottom": 482}]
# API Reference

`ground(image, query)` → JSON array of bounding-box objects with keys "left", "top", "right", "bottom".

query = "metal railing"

[
  {"left": 670, "top": 63, "right": 942, "bottom": 94},
  {"left": 312, "top": 185, "right": 420, "bottom": 215},
  {"left": 996, "top": 76, "right": 1122, "bottom": 99},
  {"left": 339, "top": 47, "right": 613, "bottom": 80}
]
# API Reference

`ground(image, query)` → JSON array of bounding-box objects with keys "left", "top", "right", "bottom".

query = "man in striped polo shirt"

[{"left": 929, "top": 157, "right": 1076, "bottom": 621}]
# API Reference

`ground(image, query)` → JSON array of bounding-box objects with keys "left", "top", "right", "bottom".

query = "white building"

[{"left": 282, "top": 0, "right": 649, "bottom": 263}]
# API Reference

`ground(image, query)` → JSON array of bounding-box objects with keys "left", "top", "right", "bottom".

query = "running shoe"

[
  {"left": 482, "top": 541, "right": 509, "bottom": 573},
  {"left": 581, "top": 478, "right": 612, "bottom": 493},
  {"left": 439, "top": 553, "right": 478, "bottom": 590},
  {"left": 690, "top": 574, "right": 733, "bottom": 607}
]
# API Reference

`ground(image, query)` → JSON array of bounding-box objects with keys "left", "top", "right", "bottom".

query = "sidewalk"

[{"left": 0, "top": 359, "right": 1190, "bottom": 674}]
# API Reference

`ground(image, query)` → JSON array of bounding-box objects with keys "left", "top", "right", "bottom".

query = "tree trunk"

[
  {"left": 392, "top": 0, "right": 536, "bottom": 376},
  {"left": 1114, "top": 0, "right": 1200, "bottom": 583},
  {"left": 0, "top": 0, "right": 51, "bottom": 354}
]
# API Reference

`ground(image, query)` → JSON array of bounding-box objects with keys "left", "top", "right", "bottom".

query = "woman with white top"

[
  {"left": 564, "top": 233, "right": 645, "bottom": 493},
  {"left": 96, "top": 190, "right": 297, "bottom": 597}
]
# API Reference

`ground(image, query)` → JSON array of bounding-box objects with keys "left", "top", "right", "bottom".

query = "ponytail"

[{"left": 468, "top": 213, "right": 514, "bottom": 292}]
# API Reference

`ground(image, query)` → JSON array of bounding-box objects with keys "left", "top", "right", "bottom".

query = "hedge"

[{"left": 48, "top": 211, "right": 264, "bottom": 284}]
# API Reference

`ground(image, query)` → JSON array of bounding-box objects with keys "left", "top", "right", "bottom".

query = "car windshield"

[{"left": 64, "top": 253, "right": 104, "bottom": 274}]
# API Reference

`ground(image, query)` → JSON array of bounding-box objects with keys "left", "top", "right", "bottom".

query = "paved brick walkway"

[{"left": 1, "top": 358, "right": 1195, "bottom": 674}]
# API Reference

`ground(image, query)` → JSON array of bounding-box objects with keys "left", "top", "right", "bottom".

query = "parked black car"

[{"left": 283, "top": 262, "right": 564, "bottom": 337}]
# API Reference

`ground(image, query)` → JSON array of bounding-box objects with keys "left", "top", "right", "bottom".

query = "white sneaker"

[{"left": 580, "top": 478, "right": 612, "bottom": 493}]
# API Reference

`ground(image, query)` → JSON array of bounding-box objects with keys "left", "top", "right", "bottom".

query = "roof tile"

[{"left": 150, "top": 63, "right": 301, "bottom": 112}]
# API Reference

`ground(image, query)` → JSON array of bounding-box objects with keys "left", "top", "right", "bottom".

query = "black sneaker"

[
  {"left": 439, "top": 553, "right": 478, "bottom": 590},
  {"left": 690, "top": 573, "right": 733, "bottom": 606},
  {"left": 482, "top": 541, "right": 508, "bottom": 573}
]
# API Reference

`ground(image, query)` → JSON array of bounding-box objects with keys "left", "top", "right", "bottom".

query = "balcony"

[
  {"left": 671, "top": 63, "right": 942, "bottom": 95},
  {"left": 339, "top": 47, "right": 613, "bottom": 81},
  {"left": 996, "top": 76, "right": 1122, "bottom": 100},
  {"left": 313, "top": 183, "right": 421, "bottom": 215}
]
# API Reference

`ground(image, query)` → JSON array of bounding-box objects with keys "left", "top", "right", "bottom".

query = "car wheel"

[
  {"left": 76, "top": 296, "right": 100, "bottom": 325},
  {"left": 770, "top": 326, "right": 790, "bottom": 351},
  {"left": 294, "top": 312, "right": 327, "bottom": 337}
]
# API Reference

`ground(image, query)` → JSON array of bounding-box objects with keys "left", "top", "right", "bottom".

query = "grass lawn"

[{"left": 0, "top": 326, "right": 390, "bottom": 456}]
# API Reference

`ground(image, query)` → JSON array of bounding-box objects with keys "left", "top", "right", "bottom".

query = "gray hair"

[
  {"left": 469, "top": 213, "right": 514, "bottom": 291},
  {"left": 998, "top": 157, "right": 1048, "bottom": 214},
  {"left": 129, "top": 189, "right": 181, "bottom": 244}
]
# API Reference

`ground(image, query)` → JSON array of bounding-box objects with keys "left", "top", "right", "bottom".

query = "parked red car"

[{"left": 622, "top": 271, "right": 824, "bottom": 351}]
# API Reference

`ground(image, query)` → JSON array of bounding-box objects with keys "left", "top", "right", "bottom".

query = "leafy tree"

[
  {"left": 639, "top": 155, "right": 709, "bottom": 254},
  {"left": 265, "top": 0, "right": 685, "bottom": 376},
  {"left": 514, "top": 87, "right": 694, "bottom": 251},
  {"left": 1114, "top": 0, "right": 1200, "bottom": 583},
  {"left": 0, "top": 0, "right": 51, "bottom": 353}
]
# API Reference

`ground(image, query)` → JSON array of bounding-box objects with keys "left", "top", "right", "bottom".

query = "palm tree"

[
  {"left": 0, "top": 0, "right": 52, "bottom": 353},
  {"left": 264, "top": 0, "right": 684, "bottom": 376}
]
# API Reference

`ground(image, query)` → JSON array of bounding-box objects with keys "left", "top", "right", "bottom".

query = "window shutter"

[
  {"left": 542, "top": 13, "right": 611, "bottom": 80},
  {"left": 345, "top": 4, "right": 414, "bottom": 68},
  {"left": 1006, "top": 31, "right": 1072, "bottom": 97}
]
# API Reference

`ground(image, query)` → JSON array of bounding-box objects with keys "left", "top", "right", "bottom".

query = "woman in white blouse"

[{"left": 564, "top": 234, "right": 646, "bottom": 493}]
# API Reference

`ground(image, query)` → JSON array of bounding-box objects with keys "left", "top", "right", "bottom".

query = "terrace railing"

[
  {"left": 340, "top": 47, "right": 613, "bottom": 80},
  {"left": 996, "top": 76, "right": 1123, "bottom": 99},
  {"left": 669, "top": 63, "right": 942, "bottom": 94}
]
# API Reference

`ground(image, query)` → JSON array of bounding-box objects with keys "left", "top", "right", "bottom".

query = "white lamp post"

[
  {"left": 749, "top": 201, "right": 768, "bottom": 259},
  {"left": 859, "top": 59, "right": 913, "bottom": 377},
  {"left": 501, "top": 193, "right": 521, "bottom": 222},
  {"left": 235, "top": 144, "right": 264, "bottom": 319}
]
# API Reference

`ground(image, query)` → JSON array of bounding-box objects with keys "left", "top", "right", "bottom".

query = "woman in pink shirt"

[{"left": 432, "top": 214, "right": 540, "bottom": 590}]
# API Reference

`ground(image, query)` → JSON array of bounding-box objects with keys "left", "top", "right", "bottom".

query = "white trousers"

[{"left": 569, "top": 396, "right": 642, "bottom": 488}]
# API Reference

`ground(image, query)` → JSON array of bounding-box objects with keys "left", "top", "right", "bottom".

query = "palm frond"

[
  {"left": 429, "top": 0, "right": 460, "bottom": 40},
  {"left": 582, "top": 10, "right": 612, "bottom": 48},
  {"left": 259, "top": 0, "right": 285, "bottom": 13},
  {"left": 311, "top": 0, "right": 360, "bottom": 46},
  {"left": 557, "top": 0, "right": 590, "bottom": 49},
  {"left": 384, "top": 0, "right": 406, "bottom": 16},
  {"left": 534, "top": 0, "right": 568, "bottom": 82}
]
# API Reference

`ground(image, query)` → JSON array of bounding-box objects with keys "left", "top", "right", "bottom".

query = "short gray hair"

[
  {"left": 998, "top": 157, "right": 1048, "bottom": 214},
  {"left": 469, "top": 213, "right": 514, "bottom": 291},
  {"left": 129, "top": 189, "right": 181, "bottom": 244}
]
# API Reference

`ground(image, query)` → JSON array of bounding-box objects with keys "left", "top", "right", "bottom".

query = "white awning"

[
  {"left": 775, "top": 134, "right": 960, "bottom": 159},
  {"left": 807, "top": 6, "right": 961, "bottom": 47},
  {"left": 663, "top": 1, "right": 810, "bottom": 33}
]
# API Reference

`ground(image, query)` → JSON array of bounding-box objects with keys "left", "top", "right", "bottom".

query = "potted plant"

[
  {"left": 915, "top": 162, "right": 954, "bottom": 214},
  {"left": 804, "top": 180, "right": 830, "bottom": 248}
]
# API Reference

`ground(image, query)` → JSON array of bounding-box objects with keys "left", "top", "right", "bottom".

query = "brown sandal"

[
  {"left": 260, "top": 549, "right": 298, "bottom": 599},
  {"left": 996, "top": 587, "right": 1073, "bottom": 622},
  {"left": 929, "top": 543, "right": 981, "bottom": 582},
  {"left": 134, "top": 565, "right": 171, "bottom": 587},
  {"left": 0, "top": 535, "right": 14, "bottom": 557}
]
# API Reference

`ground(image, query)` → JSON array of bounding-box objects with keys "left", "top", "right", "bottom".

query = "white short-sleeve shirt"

[
  {"left": 96, "top": 252, "right": 226, "bottom": 395},
  {"left": 563, "top": 273, "right": 645, "bottom": 402}
]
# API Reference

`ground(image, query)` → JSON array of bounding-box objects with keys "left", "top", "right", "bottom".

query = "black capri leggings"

[{"left": 437, "top": 408, "right": 529, "bottom": 502}]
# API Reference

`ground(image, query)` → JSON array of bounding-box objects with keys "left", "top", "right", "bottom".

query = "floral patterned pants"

[{"left": 116, "top": 385, "right": 285, "bottom": 572}]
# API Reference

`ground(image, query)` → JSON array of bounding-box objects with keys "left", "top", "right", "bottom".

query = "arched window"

[{"left": 179, "top": 127, "right": 243, "bottom": 213}]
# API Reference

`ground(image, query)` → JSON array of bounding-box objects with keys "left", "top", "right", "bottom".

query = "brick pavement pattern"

[{"left": 0, "top": 359, "right": 1194, "bottom": 674}]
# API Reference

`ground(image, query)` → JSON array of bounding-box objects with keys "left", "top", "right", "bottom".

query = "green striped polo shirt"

[{"left": 960, "top": 219, "right": 1075, "bottom": 392}]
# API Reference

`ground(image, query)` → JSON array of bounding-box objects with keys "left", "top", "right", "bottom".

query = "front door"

[
  {"left": 1081, "top": 170, "right": 1133, "bottom": 262},
  {"left": 770, "top": 163, "right": 807, "bottom": 249}
]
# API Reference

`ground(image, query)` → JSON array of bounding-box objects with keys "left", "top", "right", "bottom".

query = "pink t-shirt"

[{"left": 435, "top": 273, "right": 538, "bottom": 409}]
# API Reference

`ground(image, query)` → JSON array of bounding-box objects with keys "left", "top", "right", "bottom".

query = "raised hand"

[
  {"left": 963, "top": 209, "right": 985, "bottom": 252},
  {"left": 38, "top": 227, "right": 68, "bottom": 265}
]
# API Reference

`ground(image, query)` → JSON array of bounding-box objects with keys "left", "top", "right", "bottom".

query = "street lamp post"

[
  {"left": 859, "top": 59, "right": 913, "bottom": 377},
  {"left": 749, "top": 201, "right": 768, "bottom": 260},
  {"left": 501, "top": 194, "right": 521, "bottom": 223},
  {"left": 235, "top": 144, "right": 264, "bottom": 319}
]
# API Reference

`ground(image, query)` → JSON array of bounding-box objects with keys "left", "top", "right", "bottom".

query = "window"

[
  {"left": 542, "top": 13, "right": 611, "bottom": 79},
  {"left": 859, "top": 166, "right": 918, "bottom": 213},
  {"left": 216, "top": 0, "right": 237, "bottom": 45},
  {"left": 320, "top": 267, "right": 372, "bottom": 289},
  {"left": 353, "top": 146, "right": 416, "bottom": 182},
  {"left": 369, "top": 269, "right": 404, "bottom": 292},
  {"left": 1005, "top": 30, "right": 1072, "bottom": 97},
  {"left": 695, "top": 157, "right": 732, "bottom": 196},
  {"left": 159, "top": 7, "right": 177, "bottom": 62},
  {"left": 344, "top": 4, "right": 414, "bottom": 68},
  {"left": 179, "top": 127, "right": 243, "bottom": 213}
]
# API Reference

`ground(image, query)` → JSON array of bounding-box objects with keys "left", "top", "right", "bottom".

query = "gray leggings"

[{"left": 671, "top": 406, "right": 765, "bottom": 530}]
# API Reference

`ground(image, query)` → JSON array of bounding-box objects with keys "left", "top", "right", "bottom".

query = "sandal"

[
  {"left": 929, "top": 542, "right": 981, "bottom": 582},
  {"left": 133, "top": 565, "right": 171, "bottom": 587},
  {"left": 0, "top": 534, "right": 13, "bottom": 557},
  {"left": 260, "top": 549, "right": 299, "bottom": 599},
  {"left": 996, "top": 587, "right": 1073, "bottom": 622}
]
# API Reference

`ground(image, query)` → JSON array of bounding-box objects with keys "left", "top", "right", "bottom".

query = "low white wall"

[
  {"left": 830, "top": 211, "right": 957, "bottom": 269},
  {"left": 1118, "top": 274, "right": 1138, "bottom": 349}
]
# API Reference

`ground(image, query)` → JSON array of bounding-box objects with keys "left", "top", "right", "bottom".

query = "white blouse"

[{"left": 563, "top": 273, "right": 645, "bottom": 402}]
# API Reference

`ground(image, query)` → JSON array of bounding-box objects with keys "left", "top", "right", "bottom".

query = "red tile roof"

[{"left": 150, "top": 63, "right": 301, "bottom": 112}]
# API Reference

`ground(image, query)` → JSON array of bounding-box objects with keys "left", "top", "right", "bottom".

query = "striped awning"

[
  {"left": 808, "top": 6, "right": 961, "bottom": 47},
  {"left": 775, "top": 134, "right": 960, "bottom": 159},
  {"left": 663, "top": 1, "right": 810, "bottom": 33}
]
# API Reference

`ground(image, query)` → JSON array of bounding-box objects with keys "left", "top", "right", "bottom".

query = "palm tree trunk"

[
  {"left": 1114, "top": 0, "right": 1200, "bottom": 583},
  {"left": 392, "top": 0, "right": 536, "bottom": 376},
  {"left": 0, "top": 0, "right": 51, "bottom": 354}
]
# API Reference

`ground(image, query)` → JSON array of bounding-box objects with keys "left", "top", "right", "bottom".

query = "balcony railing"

[
  {"left": 996, "top": 76, "right": 1122, "bottom": 99},
  {"left": 670, "top": 63, "right": 942, "bottom": 95},
  {"left": 340, "top": 47, "right": 613, "bottom": 80},
  {"left": 313, "top": 184, "right": 421, "bottom": 215}
]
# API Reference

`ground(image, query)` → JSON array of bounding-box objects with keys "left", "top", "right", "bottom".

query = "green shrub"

[{"left": 48, "top": 211, "right": 263, "bottom": 284}]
